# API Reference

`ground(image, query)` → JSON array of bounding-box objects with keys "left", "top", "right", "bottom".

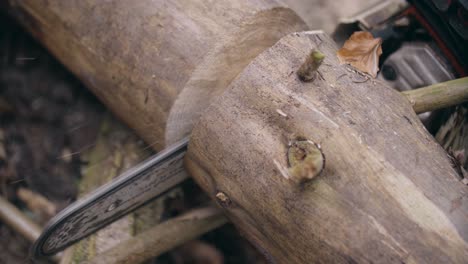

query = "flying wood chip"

[{"left": 336, "top": 31, "right": 382, "bottom": 78}]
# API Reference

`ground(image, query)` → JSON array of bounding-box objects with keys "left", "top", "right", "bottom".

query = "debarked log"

[
  {"left": 4, "top": 0, "right": 307, "bottom": 149},
  {"left": 185, "top": 32, "right": 468, "bottom": 263}
]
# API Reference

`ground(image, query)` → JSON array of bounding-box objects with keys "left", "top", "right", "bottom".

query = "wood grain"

[{"left": 186, "top": 31, "right": 468, "bottom": 263}]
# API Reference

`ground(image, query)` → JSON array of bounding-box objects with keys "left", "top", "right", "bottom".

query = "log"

[
  {"left": 3, "top": 0, "right": 305, "bottom": 261},
  {"left": 185, "top": 32, "right": 468, "bottom": 263},
  {"left": 6, "top": 1, "right": 468, "bottom": 263},
  {"left": 5, "top": 0, "right": 307, "bottom": 149}
]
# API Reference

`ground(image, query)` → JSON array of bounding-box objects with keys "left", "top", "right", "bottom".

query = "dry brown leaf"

[{"left": 336, "top": 31, "right": 382, "bottom": 77}]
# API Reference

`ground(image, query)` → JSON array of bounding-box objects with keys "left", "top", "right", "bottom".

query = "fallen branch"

[
  {"left": 17, "top": 187, "right": 56, "bottom": 222},
  {"left": 402, "top": 77, "right": 468, "bottom": 114},
  {"left": 85, "top": 206, "right": 227, "bottom": 264},
  {"left": 0, "top": 195, "right": 41, "bottom": 242},
  {"left": 0, "top": 195, "right": 61, "bottom": 262}
]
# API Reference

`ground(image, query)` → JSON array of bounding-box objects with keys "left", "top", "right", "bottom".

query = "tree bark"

[{"left": 185, "top": 31, "right": 468, "bottom": 263}]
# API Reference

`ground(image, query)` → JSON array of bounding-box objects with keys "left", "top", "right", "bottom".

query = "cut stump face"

[{"left": 186, "top": 32, "right": 468, "bottom": 263}]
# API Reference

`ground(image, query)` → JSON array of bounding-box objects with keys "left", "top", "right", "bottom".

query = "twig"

[
  {"left": 0, "top": 196, "right": 61, "bottom": 262},
  {"left": 402, "top": 77, "right": 468, "bottom": 114},
  {"left": 85, "top": 206, "right": 227, "bottom": 264},
  {"left": 297, "top": 50, "right": 325, "bottom": 82},
  {"left": 0, "top": 195, "right": 41, "bottom": 242},
  {"left": 17, "top": 187, "right": 56, "bottom": 222}
]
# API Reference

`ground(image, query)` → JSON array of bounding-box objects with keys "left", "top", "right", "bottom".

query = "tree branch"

[
  {"left": 0, "top": 195, "right": 61, "bottom": 262},
  {"left": 86, "top": 206, "right": 227, "bottom": 264},
  {"left": 402, "top": 77, "right": 468, "bottom": 114}
]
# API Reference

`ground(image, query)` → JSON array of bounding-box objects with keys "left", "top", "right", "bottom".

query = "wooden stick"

[
  {"left": 402, "top": 77, "right": 468, "bottom": 114},
  {"left": 0, "top": 196, "right": 61, "bottom": 262},
  {"left": 186, "top": 32, "right": 468, "bottom": 263},
  {"left": 0, "top": 195, "right": 41, "bottom": 242},
  {"left": 85, "top": 206, "right": 227, "bottom": 264}
]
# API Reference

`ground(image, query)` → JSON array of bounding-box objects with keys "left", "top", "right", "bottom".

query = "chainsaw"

[{"left": 32, "top": 0, "right": 468, "bottom": 258}]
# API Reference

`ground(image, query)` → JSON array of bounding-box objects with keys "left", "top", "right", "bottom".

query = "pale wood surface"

[
  {"left": 186, "top": 31, "right": 468, "bottom": 263},
  {"left": 6, "top": 0, "right": 307, "bottom": 149},
  {"left": 0, "top": 195, "right": 41, "bottom": 244},
  {"left": 5, "top": 1, "right": 306, "bottom": 263},
  {"left": 85, "top": 207, "right": 227, "bottom": 264}
]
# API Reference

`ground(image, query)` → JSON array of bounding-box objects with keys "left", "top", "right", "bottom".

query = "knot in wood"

[
  {"left": 287, "top": 139, "right": 324, "bottom": 183},
  {"left": 215, "top": 192, "right": 231, "bottom": 206}
]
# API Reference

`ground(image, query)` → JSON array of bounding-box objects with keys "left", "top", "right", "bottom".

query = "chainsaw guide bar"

[{"left": 32, "top": 138, "right": 190, "bottom": 257}]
